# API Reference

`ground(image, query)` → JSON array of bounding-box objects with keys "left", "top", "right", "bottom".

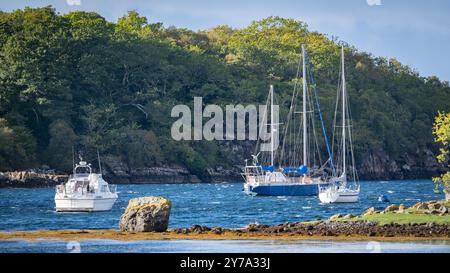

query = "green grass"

[{"left": 342, "top": 212, "right": 450, "bottom": 225}]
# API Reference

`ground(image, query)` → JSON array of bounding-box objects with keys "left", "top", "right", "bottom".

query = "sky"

[{"left": 1, "top": 0, "right": 449, "bottom": 82}]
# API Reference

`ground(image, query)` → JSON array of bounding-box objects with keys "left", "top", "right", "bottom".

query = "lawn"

[{"left": 345, "top": 212, "right": 450, "bottom": 225}]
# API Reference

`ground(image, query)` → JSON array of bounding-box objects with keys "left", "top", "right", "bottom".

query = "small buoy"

[{"left": 378, "top": 194, "right": 389, "bottom": 202}]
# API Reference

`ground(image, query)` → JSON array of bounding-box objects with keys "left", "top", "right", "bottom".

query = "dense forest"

[{"left": 0, "top": 7, "right": 449, "bottom": 180}]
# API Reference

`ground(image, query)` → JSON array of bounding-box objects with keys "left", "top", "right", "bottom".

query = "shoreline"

[
  {"left": 0, "top": 168, "right": 441, "bottom": 188},
  {"left": 3, "top": 204, "right": 449, "bottom": 243},
  {"left": 0, "top": 176, "right": 439, "bottom": 189},
  {"left": 1, "top": 229, "right": 450, "bottom": 242}
]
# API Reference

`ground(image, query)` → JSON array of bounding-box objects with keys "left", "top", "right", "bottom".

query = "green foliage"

[
  {"left": 0, "top": 7, "right": 449, "bottom": 180},
  {"left": 432, "top": 112, "right": 450, "bottom": 192},
  {"left": 45, "top": 120, "right": 77, "bottom": 172},
  {"left": 348, "top": 212, "right": 450, "bottom": 225},
  {"left": 115, "top": 128, "right": 163, "bottom": 167},
  {"left": 0, "top": 119, "right": 36, "bottom": 170}
]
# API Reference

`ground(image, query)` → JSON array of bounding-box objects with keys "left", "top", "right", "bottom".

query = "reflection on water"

[{"left": 1, "top": 239, "right": 449, "bottom": 253}]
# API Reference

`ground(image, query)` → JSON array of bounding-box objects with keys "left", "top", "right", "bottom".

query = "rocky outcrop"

[
  {"left": 363, "top": 207, "right": 378, "bottom": 216},
  {"left": 102, "top": 156, "right": 201, "bottom": 183},
  {"left": 171, "top": 221, "right": 450, "bottom": 237},
  {"left": 384, "top": 204, "right": 399, "bottom": 213},
  {"left": 0, "top": 171, "right": 68, "bottom": 188},
  {"left": 119, "top": 197, "right": 172, "bottom": 232},
  {"left": 357, "top": 147, "right": 444, "bottom": 180},
  {"left": 0, "top": 145, "right": 444, "bottom": 186},
  {"left": 412, "top": 200, "right": 450, "bottom": 215},
  {"left": 206, "top": 166, "right": 241, "bottom": 182},
  {"left": 102, "top": 156, "right": 241, "bottom": 183}
]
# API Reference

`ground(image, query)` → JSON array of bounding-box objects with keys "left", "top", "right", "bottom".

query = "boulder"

[
  {"left": 119, "top": 197, "right": 171, "bottom": 232},
  {"left": 384, "top": 204, "right": 399, "bottom": 213},
  {"left": 427, "top": 202, "right": 441, "bottom": 211},
  {"left": 363, "top": 207, "right": 377, "bottom": 216},
  {"left": 342, "top": 214, "right": 356, "bottom": 219},
  {"left": 398, "top": 204, "right": 407, "bottom": 213},
  {"left": 329, "top": 214, "right": 344, "bottom": 221},
  {"left": 413, "top": 202, "right": 428, "bottom": 210}
]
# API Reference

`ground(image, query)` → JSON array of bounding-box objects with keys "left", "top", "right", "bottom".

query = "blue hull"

[{"left": 247, "top": 183, "right": 321, "bottom": 196}]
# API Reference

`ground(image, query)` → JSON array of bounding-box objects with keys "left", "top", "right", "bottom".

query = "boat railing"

[{"left": 56, "top": 185, "right": 65, "bottom": 194}]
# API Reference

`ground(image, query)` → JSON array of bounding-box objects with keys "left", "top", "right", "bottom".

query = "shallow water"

[
  {"left": 1, "top": 239, "right": 449, "bottom": 253},
  {"left": 0, "top": 180, "right": 444, "bottom": 231}
]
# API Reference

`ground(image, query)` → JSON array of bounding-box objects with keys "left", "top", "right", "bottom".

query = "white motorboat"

[
  {"left": 318, "top": 46, "right": 360, "bottom": 203},
  {"left": 55, "top": 156, "right": 118, "bottom": 212}
]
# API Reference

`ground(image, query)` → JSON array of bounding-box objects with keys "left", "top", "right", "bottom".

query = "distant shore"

[{"left": 0, "top": 169, "right": 440, "bottom": 188}]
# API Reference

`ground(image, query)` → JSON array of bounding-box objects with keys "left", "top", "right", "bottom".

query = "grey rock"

[
  {"left": 384, "top": 204, "right": 399, "bottom": 213},
  {"left": 329, "top": 214, "right": 344, "bottom": 221},
  {"left": 343, "top": 214, "right": 356, "bottom": 219},
  {"left": 363, "top": 207, "right": 377, "bottom": 216},
  {"left": 119, "top": 197, "right": 171, "bottom": 232}
]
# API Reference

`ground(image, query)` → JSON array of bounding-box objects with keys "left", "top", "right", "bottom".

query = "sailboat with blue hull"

[{"left": 243, "top": 45, "right": 334, "bottom": 196}]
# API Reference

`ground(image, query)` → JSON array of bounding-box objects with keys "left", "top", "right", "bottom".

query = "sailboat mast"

[
  {"left": 270, "top": 84, "right": 274, "bottom": 167},
  {"left": 302, "top": 44, "right": 307, "bottom": 167},
  {"left": 97, "top": 149, "right": 103, "bottom": 175},
  {"left": 341, "top": 46, "right": 346, "bottom": 179}
]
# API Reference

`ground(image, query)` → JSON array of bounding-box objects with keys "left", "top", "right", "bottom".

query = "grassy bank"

[{"left": 343, "top": 212, "right": 450, "bottom": 225}]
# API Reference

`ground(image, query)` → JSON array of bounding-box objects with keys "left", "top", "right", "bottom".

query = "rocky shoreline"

[
  {"left": 1, "top": 219, "right": 449, "bottom": 242},
  {"left": 1, "top": 200, "right": 449, "bottom": 241},
  {"left": 0, "top": 171, "right": 68, "bottom": 188},
  {"left": 0, "top": 164, "right": 442, "bottom": 189},
  {"left": 0, "top": 145, "right": 445, "bottom": 188},
  {"left": 171, "top": 221, "right": 450, "bottom": 238}
]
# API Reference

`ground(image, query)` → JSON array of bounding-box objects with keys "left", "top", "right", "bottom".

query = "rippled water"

[
  {"left": 1, "top": 239, "right": 450, "bottom": 253},
  {"left": 0, "top": 180, "right": 444, "bottom": 231}
]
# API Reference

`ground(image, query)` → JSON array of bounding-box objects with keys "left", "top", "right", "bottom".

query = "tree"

[
  {"left": 432, "top": 112, "right": 450, "bottom": 200},
  {"left": 45, "top": 120, "right": 77, "bottom": 172},
  {"left": 116, "top": 128, "right": 163, "bottom": 167},
  {"left": 0, "top": 119, "right": 36, "bottom": 170}
]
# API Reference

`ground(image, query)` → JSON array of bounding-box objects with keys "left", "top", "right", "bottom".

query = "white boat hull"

[
  {"left": 55, "top": 196, "right": 117, "bottom": 212},
  {"left": 319, "top": 188, "right": 359, "bottom": 203},
  {"left": 334, "top": 191, "right": 359, "bottom": 203}
]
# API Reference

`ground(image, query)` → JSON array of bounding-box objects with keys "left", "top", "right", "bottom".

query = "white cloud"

[
  {"left": 66, "top": 0, "right": 81, "bottom": 6},
  {"left": 367, "top": 0, "right": 382, "bottom": 6}
]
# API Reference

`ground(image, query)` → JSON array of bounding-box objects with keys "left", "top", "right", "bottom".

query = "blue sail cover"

[
  {"left": 283, "top": 165, "right": 308, "bottom": 175},
  {"left": 256, "top": 164, "right": 275, "bottom": 172}
]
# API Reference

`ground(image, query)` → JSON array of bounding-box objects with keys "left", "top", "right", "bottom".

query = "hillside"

[{"left": 0, "top": 7, "right": 449, "bottom": 182}]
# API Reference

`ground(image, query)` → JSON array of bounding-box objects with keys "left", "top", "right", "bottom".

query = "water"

[
  {"left": 1, "top": 239, "right": 450, "bottom": 253},
  {"left": 0, "top": 179, "right": 444, "bottom": 231}
]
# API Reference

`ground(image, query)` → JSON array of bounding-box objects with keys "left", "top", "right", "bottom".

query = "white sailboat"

[
  {"left": 243, "top": 45, "right": 333, "bottom": 196},
  {"left": 318, "top": 46, "right": 360, "bottom": 203}
]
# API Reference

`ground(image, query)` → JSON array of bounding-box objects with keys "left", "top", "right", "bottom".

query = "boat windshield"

[
  {"left": 73, "top": 164, "right": 92, "bottom": 177},
  {"left": 73, "top": 173, "right": 89, "bottom": 177}
]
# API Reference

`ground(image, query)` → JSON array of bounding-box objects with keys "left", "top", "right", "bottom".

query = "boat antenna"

[
  {"left": 72, "top": 146, "right": 75, "bottom": 172},
  {"left": 97, "top": 149, "right": 103, "bottom": 175}
]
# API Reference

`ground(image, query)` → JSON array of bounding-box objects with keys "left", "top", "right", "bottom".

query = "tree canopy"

[{"left": 0, "top": 7, "right": 449, "bottom": 179}]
